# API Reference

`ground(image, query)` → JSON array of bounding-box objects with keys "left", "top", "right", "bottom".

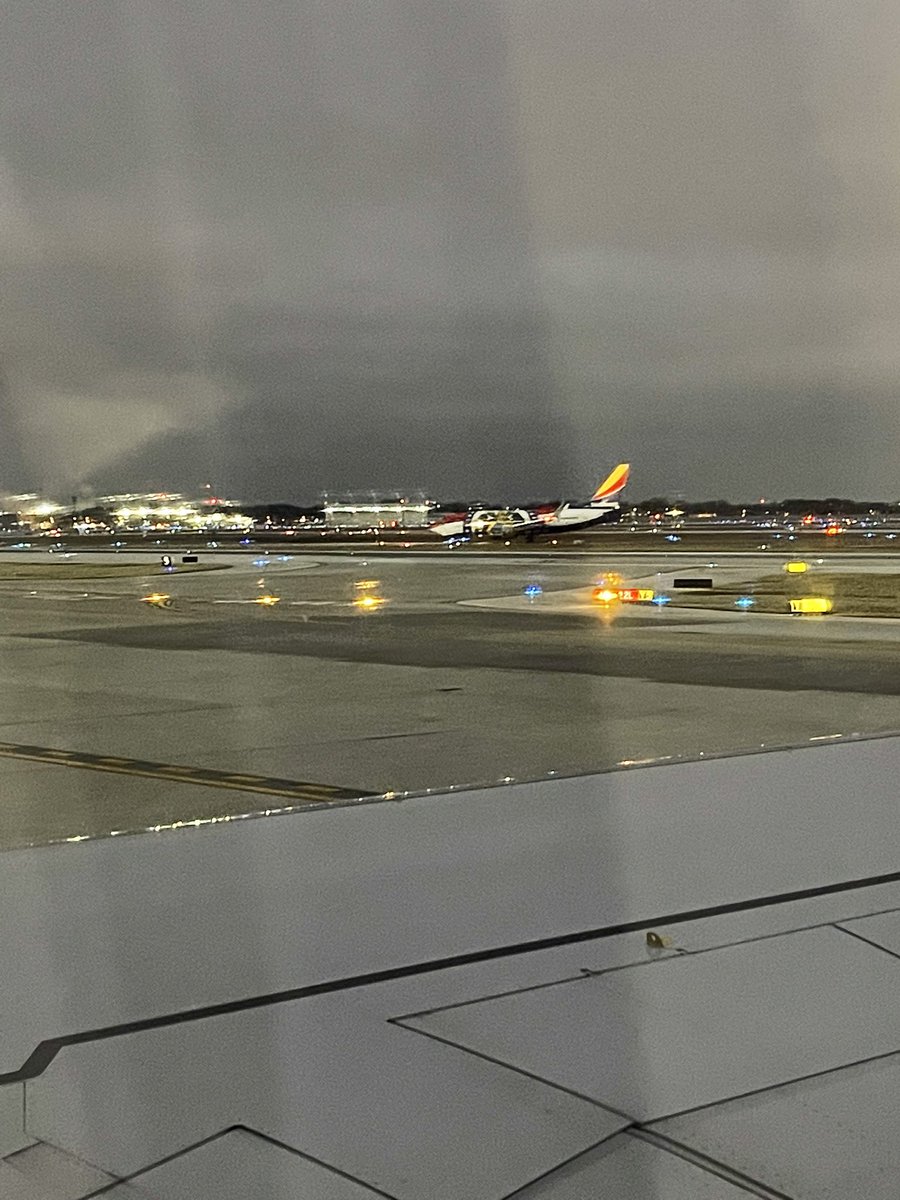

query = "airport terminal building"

[{"left": 322, "top": 494, "right": 437, "bottom": 529}]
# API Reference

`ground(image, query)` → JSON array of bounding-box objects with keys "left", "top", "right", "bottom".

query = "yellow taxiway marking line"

[{"left": 0, "top": 742, "right": 371, "bottom": 804}]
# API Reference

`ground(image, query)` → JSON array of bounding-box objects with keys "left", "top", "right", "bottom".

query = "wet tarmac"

[{"left": 1, "top": 547, "right": 899, "bottom": 846}]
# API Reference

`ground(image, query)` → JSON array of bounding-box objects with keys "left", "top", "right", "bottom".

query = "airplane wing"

[{"left": 5, "top": 738, "right": 900, "bottom": 1198}]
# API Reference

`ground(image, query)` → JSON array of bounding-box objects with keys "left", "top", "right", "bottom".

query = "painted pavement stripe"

[{"left": 0, "top": 741, "right": 371, "bottom": 803}]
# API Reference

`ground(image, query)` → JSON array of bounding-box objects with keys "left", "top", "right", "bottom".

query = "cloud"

[
  {"left": 15, "top": 372, "right": 237, "bottom": 494},
  {"left": 2, "top": 1, "right": 900, "bottom": 499}
]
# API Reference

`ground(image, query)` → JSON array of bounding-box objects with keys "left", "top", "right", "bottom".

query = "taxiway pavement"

[{"left": 0, "top": 546, "right": 898, "bottom": 847}]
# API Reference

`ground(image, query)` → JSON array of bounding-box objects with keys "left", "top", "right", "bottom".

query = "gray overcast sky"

[{"left": 1, "top": 0, "right": 899, "bottom": 502}]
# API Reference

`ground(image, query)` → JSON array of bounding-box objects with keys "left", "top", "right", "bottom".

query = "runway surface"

[{"left": 1, "top": 545, "right": 899, "bottom": 847}]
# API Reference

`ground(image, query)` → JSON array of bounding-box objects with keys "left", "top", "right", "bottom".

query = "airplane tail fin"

[{"left": 590, "top": 463, "right": 630, "bottom": 503}]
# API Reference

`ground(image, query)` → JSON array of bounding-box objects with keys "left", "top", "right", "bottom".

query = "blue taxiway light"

[
  {"left": 650, "top": 594, "right": 671, "bottom": 606},
  {"left": 735, "top": 596, "right": 756, "bottom": 609},
  {"left": 524, "top": 583, "right": 543, "bottom": 599}
]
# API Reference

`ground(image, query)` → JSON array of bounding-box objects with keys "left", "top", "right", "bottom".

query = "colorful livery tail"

[{"left": 590, "top": 463, "right": 630, "bottom": 504}]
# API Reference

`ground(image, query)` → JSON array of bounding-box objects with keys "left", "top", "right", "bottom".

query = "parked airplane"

[{"left": 431, "top": 463, "right": 630, "bottom": 541}]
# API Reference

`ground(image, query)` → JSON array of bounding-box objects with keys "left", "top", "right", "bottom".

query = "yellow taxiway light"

[
  {"left": 354, "top": 594, "right": 385, "bottom": 611},
  {"left": 253, "top": 594, "right": 281, "bottom": 607},
  {"left": 352, "top": 578, "right": 386, "bottom": 611},
  {"left": 789, "top": 596, "right": 832, "bottom": 615},
  {"left": 784, "top": 561, "right": 809, "bottom": 574},
  {"left": 141, "top": 592, "right": 172, "bottom": 609}
]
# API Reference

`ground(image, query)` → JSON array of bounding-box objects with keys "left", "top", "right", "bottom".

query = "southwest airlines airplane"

[{"left": 430, "top": 463, "right": 630, "bottom": 541}]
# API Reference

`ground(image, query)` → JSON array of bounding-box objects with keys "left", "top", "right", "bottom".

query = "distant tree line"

[
  {"left": 632, "top": 497, "right": 899, "bottom": 516},
  {"left": 241, "top": 504, "right": 324, "bottom": 523}
]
